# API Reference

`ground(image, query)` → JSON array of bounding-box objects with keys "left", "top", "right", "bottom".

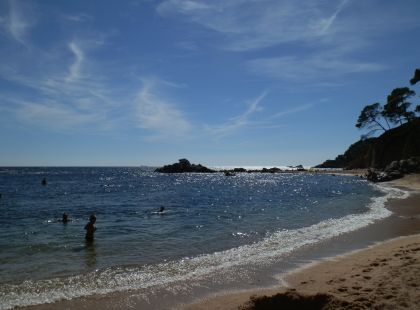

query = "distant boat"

[{"left": 224, "top": 171, "right": 235, "bottom": 176}]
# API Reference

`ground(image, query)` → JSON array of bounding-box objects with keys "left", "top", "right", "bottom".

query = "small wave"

[{"left": 0, "top": 185, "right": 408, "bottom": 309}]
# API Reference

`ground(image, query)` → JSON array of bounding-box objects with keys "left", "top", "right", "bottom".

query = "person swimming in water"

[
  {"left": 84, "top": 214, "right": 97, "bottom": 242},
  {"left": 62, "top": 212, "right": 69, "bottom": 223},
  {"left": 158, "top": 206, "right": 165, "bottom": 213}
]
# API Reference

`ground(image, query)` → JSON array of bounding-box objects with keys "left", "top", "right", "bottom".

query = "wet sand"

[
  {"left": 181, "top": 235, "right": 420, "bottom": 310},
  {"left": 183, "top": 174, "right": 420, "bottom": 310}
]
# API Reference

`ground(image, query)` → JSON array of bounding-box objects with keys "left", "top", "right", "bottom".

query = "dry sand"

[
  {"left": 182, "top": 174, "right": 420, "bottom": 310},
  {"left": 386, "top": 173, "right": 420, "bottom": 191},
  {"left": 271, "top": 234, "right": 420, "bottom": 309},
  {"left": 182, "top": 235, "right": 420, "bottom": 310}
]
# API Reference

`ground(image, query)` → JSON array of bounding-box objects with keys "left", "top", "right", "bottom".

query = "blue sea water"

[{"left": 0, "top": 167, "right": 407, "bottom": 309}]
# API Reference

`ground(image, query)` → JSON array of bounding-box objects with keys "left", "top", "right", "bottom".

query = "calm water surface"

[{"left": 0, "top": 167, "right": 401, "bottom": 309}]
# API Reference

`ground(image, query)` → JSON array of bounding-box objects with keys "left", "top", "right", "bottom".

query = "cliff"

[{"left": 316, "top": 118, "right": 420, "bottom": 169}]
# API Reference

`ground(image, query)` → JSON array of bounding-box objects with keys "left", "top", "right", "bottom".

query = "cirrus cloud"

[{"left": 135, "top": 79, "right": 192, "bottom": 139}]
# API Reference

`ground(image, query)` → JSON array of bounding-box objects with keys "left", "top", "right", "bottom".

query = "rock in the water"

[{"left": 155, "top": 159, "right": 215, "bottom": 173}]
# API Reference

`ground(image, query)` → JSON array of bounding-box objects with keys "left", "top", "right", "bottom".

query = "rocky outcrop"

[
  {"left": 155, "top": 159, "right": 215, "bottom": 173},
  {"left": 315, "top": 138, "right": 376, "bottom": 169},
  {"left": 316, "top": 119, "right": 420, "bottom": 169},
  {"left": 232, "top": 168, "right": 247, "bottom": 173},
  {"left": 366, "top": 157, "right": 420, "bottom": 182},
  {"left": 294, "top": 165, "right": 306, "bottom": 171}
]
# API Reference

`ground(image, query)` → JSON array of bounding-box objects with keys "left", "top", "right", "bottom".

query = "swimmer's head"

[{"left": 89, "top": 214, "right": 96, "bottom": 223}]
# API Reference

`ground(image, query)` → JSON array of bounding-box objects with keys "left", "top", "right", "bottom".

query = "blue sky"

[{"left": 0, "top": 0, "right": 419, "bottom": 166}]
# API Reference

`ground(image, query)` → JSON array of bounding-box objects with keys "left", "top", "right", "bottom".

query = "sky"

[{"left": 0, "top": 0, "right": 419, "bottom": 167}]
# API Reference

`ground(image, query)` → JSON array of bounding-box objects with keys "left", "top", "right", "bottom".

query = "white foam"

[{"left": 0, "top": 184, "right": 409, "bottom": 310}]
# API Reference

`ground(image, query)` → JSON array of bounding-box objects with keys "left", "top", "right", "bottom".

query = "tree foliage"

[
  {"left": 356, "top": 69, "right": 420, "bottom": 136},
  {"left": 383, "top": 87, "right": 415, "bottom": 125},
  {"left": 355, "top": 103, "right": 387, "bottom": 135},
  {"left": 410, "top": 68, "right": 420, "bottom": 85}
]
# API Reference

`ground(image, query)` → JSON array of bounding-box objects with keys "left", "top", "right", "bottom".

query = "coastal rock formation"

[
  {"left": 294, "top": 165, "right": 306, "bottom": 171},
  {"left": 232, "top": 168, "right": 247, "bottom": 173},
  {"left": 155, "top": 159, "right": 215, "bottom": 173},
  {"left": 315, "top": 138, "right": 375, "bottom": 169},
  {"left": 261, "top": 167, "right": 282, "bottom": 173},
  {"left": 366, "top": 157, "right": 420, "bottom": 182},
  {"left": 316, "top": 119, "right": 420, "bottom": 170}
]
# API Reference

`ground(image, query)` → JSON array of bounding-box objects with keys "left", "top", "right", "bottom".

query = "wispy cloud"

[
  {"left": 316, "top": 0, "right": 349, "bottom": 35},
  {"left": 16, "top": 101, "right": 100, "bottom": 130},
  {"left": 246, "top": 55, "right": 386, "bottom": 81},
  {"left": 158, "top": 0, "right": 212, "bottom": 14},
  {"left": 135, "top": 78, "right": 192, "bottom": 139},
  {"left": 0, "top": 28, "right": 120, "bottom": 132},
  {"left": 157, "top": 0, "right": 350, "bottom": 51},
  {"left": 66, "top": 42, "right": 84, "bottom": 83},
  {"left": 6, "top": 0, "right": 35, "bottom": 45},
  {"left": 63, "top": 13, "right": 92, "bottom": 23},
  {"left": 204, "top": 91, "right": 266, "bottom": 137},
  {"left": 156, "top": 0, "right": 420, "bottom": 84},
  {"left": 270, "top": 103, "right": 315, "bottom": 119}
]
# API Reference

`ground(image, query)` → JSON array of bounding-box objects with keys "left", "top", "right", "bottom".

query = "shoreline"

[
  {"left": 9, "top": 174, "right": 420, "bottom": 310},
  {"left": 181, "top": 174, "right": 420, "bottom": 310},
  {"left": 180, "top": 234, "right": 420, "bottom": 310}
]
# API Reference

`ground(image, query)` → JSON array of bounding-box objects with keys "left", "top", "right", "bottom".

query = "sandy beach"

[
  {"left": 181, "top": 234, "right": 420, "bottom": 310},
  {"left": 182, "top": 174, "right": 420, "bottom": 310}
]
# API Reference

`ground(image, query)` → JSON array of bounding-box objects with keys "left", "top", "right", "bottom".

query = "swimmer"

[
  {"left": 158, "top": 207, "right": 165, "bottom": 213},
  {"left": 41, "top": 178, "right": 47, "bottom": 186},
  {"left": 61, "top": 212, "right": 69, "bottom": 223},
  {"left": 84, "top": 214, "right": 97, "bottom": 242}
]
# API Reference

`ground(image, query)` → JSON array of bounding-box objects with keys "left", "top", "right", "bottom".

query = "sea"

[{"left": 0, "top": 167, "right": 409, "bottom": 309}]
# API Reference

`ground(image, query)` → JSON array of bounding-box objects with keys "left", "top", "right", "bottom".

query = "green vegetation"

[
  {"left": 356, "top": 69, "right": 419, "bottom": 137},
  {"left": 317, "top": 68, "right": 420, "bottom": 169},
  {"left": 410, "top": 69, "right": 420, "bottom": 85},
  {"left": 355, "top": 103, "right": 388, "bottom": 134}
]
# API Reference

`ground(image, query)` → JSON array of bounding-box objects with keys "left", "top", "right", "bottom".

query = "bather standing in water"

[
  {"left": 61, "top": 212, "right": 69, "bottom": 223},
  {"left": 85, "top": 214, "right": 97, "bottom": 242}
]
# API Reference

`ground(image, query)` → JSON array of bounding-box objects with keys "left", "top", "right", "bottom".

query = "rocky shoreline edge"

[{"left": 155, "top": 158, "right": 420, "bottom": 184}]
